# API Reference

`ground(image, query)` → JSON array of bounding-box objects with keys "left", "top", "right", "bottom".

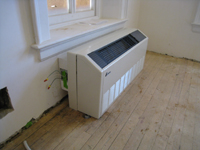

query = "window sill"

[
  {"left": 192, "top": 23, "right": 200, "bottom": 33},
  {"left": 32, "top": 19, "right": 127, "bottom": 61}
]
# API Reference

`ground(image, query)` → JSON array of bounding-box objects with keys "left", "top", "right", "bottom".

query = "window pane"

[
  {"left": 76, "top": 0, "right": 91, "bottom": 12},
  {"left": 47, "top": 0, "right": 69, "bottom": 15}
]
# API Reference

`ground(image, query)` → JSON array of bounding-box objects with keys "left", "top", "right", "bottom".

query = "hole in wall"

[{"left": 0, "top": 87, "right": 14, "bottom": 119}]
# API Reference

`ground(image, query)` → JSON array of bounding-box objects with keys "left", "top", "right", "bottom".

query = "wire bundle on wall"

[{"left": 44, "top": 70, "right": 68, "bottom": 90}]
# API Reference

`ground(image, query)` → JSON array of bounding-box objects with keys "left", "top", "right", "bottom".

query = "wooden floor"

[{"left": 2, "top": 51, "right": 200, "bottom": 150}]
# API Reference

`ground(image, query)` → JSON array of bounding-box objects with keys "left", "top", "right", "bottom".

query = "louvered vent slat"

[{"left": 88, "top": 30, "right": 145, "bottom": 68}]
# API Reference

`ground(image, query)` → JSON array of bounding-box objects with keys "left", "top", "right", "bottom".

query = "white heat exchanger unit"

[{"left": 67, "top": 28, "right": 148, "bottom": 118}]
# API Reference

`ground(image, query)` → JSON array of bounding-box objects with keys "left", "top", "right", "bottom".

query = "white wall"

[
  {"left": 0, "top": 0, "right": 67, "bottom": 143},
  {"left": 126, "top": 0, "right": 141, "bottom": 28},
  {"left": 101, "top": 0, "right": 123, "bottom": 19},
  {"left": 100, "top": 0, "right": 141, "bottom": 28},
  {"left": 138, "top": 0, "right": 200, "bottom": 61}
]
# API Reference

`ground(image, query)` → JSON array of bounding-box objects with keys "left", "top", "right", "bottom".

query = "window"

[
  {"left": 47, "top": 0, "right": 69, "bottom": 16},
  {"left": 30, "top": 0, "right": 127, "bottom": 61},
  {"left": 76, "top": 0, "right": 92, "bottom": 12},
  {"left": 47, "top": 0, "right": 95, "bottom": 26}
]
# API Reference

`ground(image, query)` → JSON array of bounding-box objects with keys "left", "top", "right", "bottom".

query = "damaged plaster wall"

[{"left": 0, "top": 0, "right": 67, "bottom": 143}]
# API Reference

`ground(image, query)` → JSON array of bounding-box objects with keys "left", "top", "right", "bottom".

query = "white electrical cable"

[{"left": 23, "top": 140, "right": 31, "bottom": 150}]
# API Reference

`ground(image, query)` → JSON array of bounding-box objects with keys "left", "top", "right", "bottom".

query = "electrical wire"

[
  {"left": 23, "top": 141, "right": 31, "bottom": 150},
  {"left": 44, "top": 70, "right": 61, "bottom": 82},
  {"left": 48, "top": 78, "right": 61, "bottom": 89}
]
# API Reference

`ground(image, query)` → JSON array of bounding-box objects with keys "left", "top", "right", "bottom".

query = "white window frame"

[
  {"left": 30, "top": 0, "right": 128, "bottom": 61},
  {"left": 30, "top": 0, "right": 100, "bottom": 44},
  {"left": 30, "top": 0, "right": 51, "bottom": 44},
  {"left": 192, "top": 1, "right": 200, "bottom": 33},
  {"left": 48, "top": 0, "right": 96, "bottom": 26}
]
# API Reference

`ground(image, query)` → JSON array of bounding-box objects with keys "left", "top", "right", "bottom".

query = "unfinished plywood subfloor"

[{"left": 2, "top": 51, "right": 200, "bottom": 150}]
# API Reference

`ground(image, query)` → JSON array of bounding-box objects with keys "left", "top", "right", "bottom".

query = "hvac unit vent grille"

[{"left": 88, "top": 30, "right": 146, "bottom": 69}]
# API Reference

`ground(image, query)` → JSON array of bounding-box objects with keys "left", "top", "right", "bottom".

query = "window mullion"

[
  {"left": 90, "top": 0, "right": 95, "bottom": 14},
  {"left": 68, "top": 0, "right": 75, "bottom": 14},
  {"left": 70, "top": 0, "right": 75, "bottom": 14}
]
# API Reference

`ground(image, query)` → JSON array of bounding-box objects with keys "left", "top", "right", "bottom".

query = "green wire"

[
  {"left": 47, "top": 70, "right": 61, "bottom": 78},
  {"left": 50, "top": 78, "right": 61, "bottom": 86}
]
